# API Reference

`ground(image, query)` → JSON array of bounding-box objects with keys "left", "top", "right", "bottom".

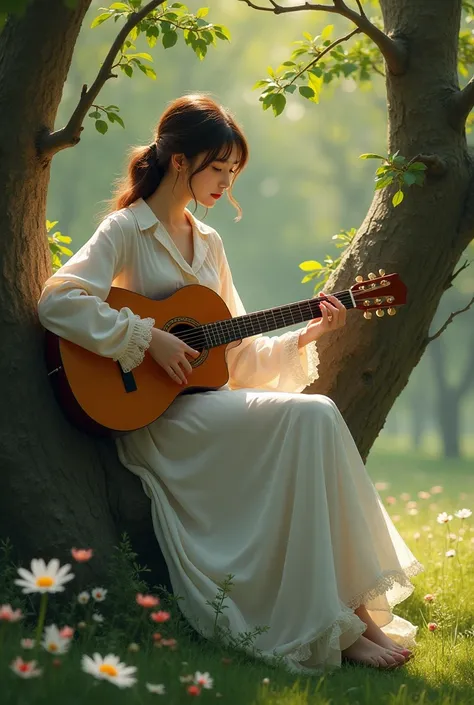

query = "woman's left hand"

[{"left": 298, "top": 291, "right": 347, "bottom": 347}]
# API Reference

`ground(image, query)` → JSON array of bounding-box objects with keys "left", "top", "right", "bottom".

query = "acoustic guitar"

[{"left": 44, "top": 270, "right": 407, "bottom": 437}]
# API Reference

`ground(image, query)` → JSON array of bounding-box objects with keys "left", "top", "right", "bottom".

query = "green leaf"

[
  {"left": 107, "top": 112, "right": 125, "bottom": 127},
  {"left": 402, "top": 171, "right": 417, "bottom": 186},
  {"left": 91, "top": 11, "right": 111, "bottom": 28},
  {"left": 284, "top": 84, "right": 297, "bottom": 94},
  {"left": 58, "top": 245, "right": 73, "bottom": 256},
  {"left": 410, "top": 161, "right": 427, "bottom": 171},
  {"left": 272, "top": 93, "right": 286, "bottom": 117},
  {"left": 110, "top": 2, "right": 129, "bottom": 10},
  {"left": 299, "top": 85, "right": 315, "bottom": 99},
  {"left": 308, "top": 72, "right": 323, "bottom": 103},
  {"left": 88, "top": 110, "right": 101, "bottom": 119},
  {"left": 197, "top": 7, "right": 209, "bottom": 17},
  {"left": 302, "top": 31, "right": 313, "bottom": 41},
  {"left": 162, "top": 30, "right": 178, "bottom": 48},
  {"left": 213, "top": 24, "right": 231, "bottom": 40},
  {"left": 261, "top": 93, "right": 275, "bottom": 111},
  {"left": 392, "top": 189, "right": 404, "bottom": 206},
  {"left": 299, "top": 260, "right": 323, "bottom": 271},
  {"left": 95, "top": 120, "right": 108, "bottom": 134},
  {"left": 55, "top": 234, "right": 72, "bottom": 243},
  {"left": 139, "top": 64, "right": 157, "bottom": 79},
  {"left": 360, "top": 153, "right": 386, "bottom": 160},
  {"left": 320, "top": 24, "right": 334, "bottom": 41},
  {"left": 130, "top": 52, "right": 153, "bottom": 61},
  {"left": 121, "top": 64, "right": 133, "bottom": 77},
  {"left": 253, "top": 79, "right": 270, "bottom": 90},
  {"left": 374, "top": 176, "right": 393, "bottom": 190}
]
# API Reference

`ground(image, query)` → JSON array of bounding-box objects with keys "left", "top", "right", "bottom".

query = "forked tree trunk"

[
  {"left": 306, "top": 0, "right": 474, "bottom": 460},
  {"left": 0, "top": 0, "right": 472, "bottom": 582}
]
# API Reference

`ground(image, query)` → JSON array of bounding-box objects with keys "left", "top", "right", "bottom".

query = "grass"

[{"left": 1, "top": 437, "right": 474, "bottom": 705}]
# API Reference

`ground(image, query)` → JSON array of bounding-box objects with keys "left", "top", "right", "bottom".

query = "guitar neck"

[{"left": 183, "top": 289, "right": 355, "bottom": 349}]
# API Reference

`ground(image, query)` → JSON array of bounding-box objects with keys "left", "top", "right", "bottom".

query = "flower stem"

[{"left": 35, "top": 593, "right": 48, "bottom": 649}]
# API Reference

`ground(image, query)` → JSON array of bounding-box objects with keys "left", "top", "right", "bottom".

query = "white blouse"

[{"left": 38, "top": 198, "right": 319, "bottom": 393}]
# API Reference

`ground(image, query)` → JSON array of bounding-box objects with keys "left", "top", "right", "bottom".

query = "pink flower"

[
  {"left": 187, "top": 685, "right": 201, "bottom": 696},
  {"left": 161, "top": 638, "right": 177, "bottom": 649},
  {"left": 424, "top": 594, "right": 436, "bottom": 603},
  {"left": 428, "top": 622, "right": 438, "bottom": 631},
  {"left": 20, "top": 638, "right": 35, "bottom": 649},
  {"left": 386, "top": 496, "right": 397, "bottom": 505},
  {"left": 0, "top": 604, "right": 23, "bottom": 622},
  {"left": 59, "top": 626, "right": 74, "bottom": 639},
  {"left": 136, "top": 593, "right": 159, "bottom": 608},
  {"left": 10, "top": 657, "right": 42, "bottom": 678},
  {"left": 150, "top": 610, "right": 171, "bottom": 623},
  {"left": 71, "top": 548, "right": 93, "bottom": 562},
  {"left": 152, "top": 632, "right": 162, "bottom": 642}
]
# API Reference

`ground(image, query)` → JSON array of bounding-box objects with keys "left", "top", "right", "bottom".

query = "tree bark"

[
  {"left": 305, "top": 0, "right": 474, "bottom": 462},
  {"left": 0, "top": 0, "right": 171, "bottom": 589}
]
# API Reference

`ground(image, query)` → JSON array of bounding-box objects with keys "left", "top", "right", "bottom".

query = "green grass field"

[{"left": 2, "top": 437, "right": 474, "bottom": 705}]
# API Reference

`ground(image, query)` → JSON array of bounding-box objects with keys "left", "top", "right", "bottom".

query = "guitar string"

[{"left": 173, "top": 292, "right": 358, "bottom": 348}]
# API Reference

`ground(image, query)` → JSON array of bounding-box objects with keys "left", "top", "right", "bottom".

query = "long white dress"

[{"left": 38, "top": 198, "right": 424, "bottom": 674}]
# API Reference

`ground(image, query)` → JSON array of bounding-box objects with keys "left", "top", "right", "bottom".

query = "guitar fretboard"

[{"left": 178, "top": 290, "right": 354, "bottom": 349}]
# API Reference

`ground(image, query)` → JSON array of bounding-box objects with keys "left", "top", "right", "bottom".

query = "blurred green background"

[{"left": 46, "top": 0, "right": 474, "bottom": 462}]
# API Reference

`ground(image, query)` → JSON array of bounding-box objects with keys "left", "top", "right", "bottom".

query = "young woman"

[{"left": 38, "top": 93, "right": 423, "bottom": 675}]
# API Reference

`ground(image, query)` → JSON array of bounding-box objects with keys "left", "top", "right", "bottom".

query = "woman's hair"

[{"left": 109, "top": 93, "right": 249, "bottom": 220}]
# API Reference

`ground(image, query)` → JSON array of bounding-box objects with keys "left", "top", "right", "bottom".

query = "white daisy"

[
  {"left": 14, "top": 559, "right": 74, "bottom": 594},
  {"left": 91, "top": 587, "right": 107, "bottom": 602},
  {"left": 194, "top": 671, "right": 214, "bottom": 689},
  {"left": 445, "top": 549, "right": 456, "bottom": 558},
  {"left": 77, "top": 591, "right": 90, "bottom": 605},
  {"left": 455, "top": 508, "right": 472, "bottom": 520},
  {"left": 10, "top": 657, "right": 42, "bottom": 678},
  {"left": 146, "top": 683, "right": 166, "bottom": 694},
  {"left": 437, "top": 512, "right": 453, "bottom": 524},
  {"left": 92, "top": 612, "right": 104, "bottom": 623},
  {"left": 41, "top": 625, "right": 71, "bottom": 654},
  {"left": 81, "top": 653, "right": 137, "bottom": 688}
]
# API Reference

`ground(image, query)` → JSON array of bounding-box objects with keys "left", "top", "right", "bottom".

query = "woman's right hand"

[{"left": 148, "top": 327, "right": 200, "bottom": 385}]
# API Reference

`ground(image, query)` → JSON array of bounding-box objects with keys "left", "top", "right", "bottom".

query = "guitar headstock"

[{"left": 350, "top": 270, "right": 407, "bottom": 320}]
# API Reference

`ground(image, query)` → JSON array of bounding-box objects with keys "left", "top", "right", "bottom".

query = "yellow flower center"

[
  {"left": 99, "top": 664, "right": 118, "bottom": 677},
  {"left": 48, "top": 643, "right": 58, "bottom": 652},
  {"left": 36, "top": 576, "right": 54, "bottom": 588}
]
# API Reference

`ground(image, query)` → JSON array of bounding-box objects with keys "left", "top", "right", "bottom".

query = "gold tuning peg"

[
  {"left": 355, "top": 275, "right": 364, "bottom": 283},
  {"left": 378, "top": 269, "right": 386, "bottom": 276},
  {"left": 363, "top": 311, "right": 372, "bottom": 320},
  {"left": 376, "top": 309, "right": 385, "bottom": 317},
  {"left": 387, "top": 307, "right": 397, "bottom": 316},
  {"left": 368, "top": 272, "right": 377, "bottom": 279}
]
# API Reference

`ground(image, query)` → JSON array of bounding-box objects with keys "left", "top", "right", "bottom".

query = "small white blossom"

[
  {"left": 42, "top": 625, "right": 71, "bottom": 654},
  {"left": 455, "top": 508, "right": 472, "bottom": 520},
  {"left": 146, "top": 683, "right": 166, "bottom": 694},
  {"left": 437, "top": 512, "right": 453, "bottom": 524},
  {"left": 92, "top": 612, "right": 104, "bottom": 623},
  {"left": 77, "top": 591, "right": 90, "bottom": 605},
  {"left": 91, "top": 588, "right": 107, "bottom": 602},
  {"left": 445, "top": 549, "right": 456, "bottom": 558},
  {"left": 194, "top": 671, "right": 214, "bottom": 689},
  {"left": 81, "top": 653, "right": 137, "bottom": 688}
]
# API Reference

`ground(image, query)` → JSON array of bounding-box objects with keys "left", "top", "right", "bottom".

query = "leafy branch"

[
  {"left": 253, "top": 23, "right": 381, "bottom": 116},
  {"left": 360, "top": 151, "right": 429, "bottom": 207},
  {"left": 239, "top": 0, "right": 408, "bottom": 75},
  {"left": 47, "top": 220, "right": 73, "bottom": 272},
  {"left": 299, "top": 227, "right": 357, "bottom": 292}
]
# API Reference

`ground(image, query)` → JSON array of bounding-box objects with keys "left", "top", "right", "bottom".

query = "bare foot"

[
  {"left": 342, "top": 634, "right": 407, "bottom": 669},
  {"left": 355, "top": 604, "right": 413, "bottom": 659}
]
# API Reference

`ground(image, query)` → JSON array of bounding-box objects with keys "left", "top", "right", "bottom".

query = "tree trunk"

[
  {"left": 306, "top": 0, "right": 474, "bottom": 462},
  {"left": 0, "top": 0, "right": 171, "bottom": 589}
]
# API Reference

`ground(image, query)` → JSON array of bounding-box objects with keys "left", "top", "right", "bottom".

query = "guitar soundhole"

[{"left": 167, "top": 320, "right": 208, "bottom": 366}]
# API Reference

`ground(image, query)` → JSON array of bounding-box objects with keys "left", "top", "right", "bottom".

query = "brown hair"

[{"left": 110, "top": 93, "right": 249, "bottom": 220}]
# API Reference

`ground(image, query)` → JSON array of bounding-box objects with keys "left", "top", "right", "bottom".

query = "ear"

[{"left": 171, "top": 153, "right": 186, "bottom": 172}]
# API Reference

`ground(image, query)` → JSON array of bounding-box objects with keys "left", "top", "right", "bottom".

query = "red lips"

[{"left": 211, "top": 193, "right": 222, "bottom": 199}]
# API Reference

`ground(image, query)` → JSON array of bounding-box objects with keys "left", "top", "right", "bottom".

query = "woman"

[{"left": 38, "top": 93, "right": 423, "bottom": 674}]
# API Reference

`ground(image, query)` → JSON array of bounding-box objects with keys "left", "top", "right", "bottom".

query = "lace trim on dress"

[
  {"left": 282, "top": 331, "right": 320, "bottom": 389},
  {"left": 346, "top": 559, "right": 425, "bottom": 611},
  {"left": 279, "top": 558, "right": 425, "bottom": 674},
  {"left": 115, "top": 315, "right": 155, "bottom": 373}
]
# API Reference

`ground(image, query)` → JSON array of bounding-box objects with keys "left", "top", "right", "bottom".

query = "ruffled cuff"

[
  {"left": 281, "top": 330, "right": 319, "bottom": 390},
  {"left": 115, "top": 315, "right": 155, "bottom": 373}
]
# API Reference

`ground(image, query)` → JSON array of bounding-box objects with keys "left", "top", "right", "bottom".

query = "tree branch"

[
  {"left": 239, "top": 0, "right": 408, "bottom": 75},
  {"left": 426, "top": 294, "right": 474, "bottom": 343},
  {"left": 449, "top": 77, "right": 474, "bottom": 132},
  {"left": 291, "top": 27, "right": 360, "bottom": 84},
  {"left": 38, "top": 0, "right": 166, "bottom": 158}
]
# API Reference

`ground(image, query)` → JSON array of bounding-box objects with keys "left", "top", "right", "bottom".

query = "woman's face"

[{"left": 182, "top": 144, "right": 241, "bottom": 208}]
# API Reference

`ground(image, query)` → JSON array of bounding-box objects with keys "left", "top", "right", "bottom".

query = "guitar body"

[{"left": 44, "top": 285, "right": 236, "bottom": 437}]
